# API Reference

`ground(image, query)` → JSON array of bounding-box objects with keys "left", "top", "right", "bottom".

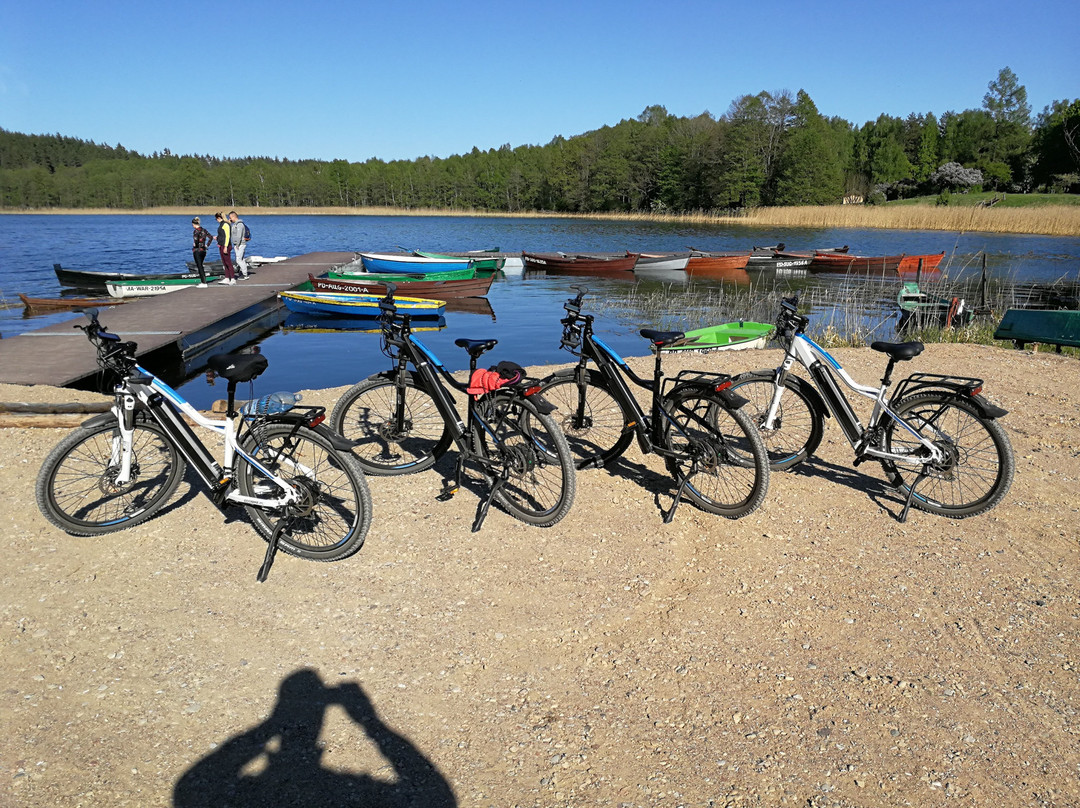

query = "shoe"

[{"left": 196, "top": 283, "right": 208, "bottom": 288}]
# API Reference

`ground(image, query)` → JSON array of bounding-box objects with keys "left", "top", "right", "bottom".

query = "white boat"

[
  {"left": 106, "top": 277, "right": 221, "bottom": 298},
  {"left": 248, "top": 255, "right": 289, "bottom": 266}
]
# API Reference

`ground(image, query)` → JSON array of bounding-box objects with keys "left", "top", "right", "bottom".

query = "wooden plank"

[{"left": 0, "top": 252, "right": 355, "bottom": 388}]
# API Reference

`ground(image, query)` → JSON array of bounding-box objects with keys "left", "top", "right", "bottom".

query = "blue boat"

[
  {"left": 279, "top": 291, "right": 446, "bottom": 318},
  {"left": 359, "top": 252, "right": 473, "bottom": 274}
]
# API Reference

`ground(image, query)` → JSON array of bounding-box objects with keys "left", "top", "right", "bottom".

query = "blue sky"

[{"left": 1, "top": 0, "right": 1076, "bottom": 163}]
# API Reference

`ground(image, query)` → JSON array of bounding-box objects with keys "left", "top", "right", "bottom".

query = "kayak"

[{"left": 655, "top": 321, "right": 775, "bottom": 353}]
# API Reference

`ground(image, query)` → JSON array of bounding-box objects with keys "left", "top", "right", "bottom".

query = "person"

[
  {"left": 228, "top": 210, "right": 249, "bottom": 279},
  {"left": 190, "top": 217, "right": 215, "bottom": 288},
  {"left": 214, "top": 212, "right": 236, "bottom": 285}
]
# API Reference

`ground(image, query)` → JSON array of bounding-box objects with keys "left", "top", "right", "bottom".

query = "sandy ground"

[{"left": 1, "top": 343, "right": 1078, "bottom": 808}]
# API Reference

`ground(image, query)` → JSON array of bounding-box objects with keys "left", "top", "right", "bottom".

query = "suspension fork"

[{"left": 109, "top": 392, "right": 138, "bottom": 485}]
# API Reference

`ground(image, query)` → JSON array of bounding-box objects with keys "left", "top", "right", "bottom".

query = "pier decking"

[{"left": 0, "top": 252, "right": 355, "bottom": 389}]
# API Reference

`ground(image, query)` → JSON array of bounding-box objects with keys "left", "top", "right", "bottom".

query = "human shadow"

[{"left": 173, "top": 669, "right": 457, "bottom": 808}]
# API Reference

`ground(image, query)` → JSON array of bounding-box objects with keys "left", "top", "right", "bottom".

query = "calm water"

[{"left": 2, "top": 214, "right": 1078, "bottom": 409}]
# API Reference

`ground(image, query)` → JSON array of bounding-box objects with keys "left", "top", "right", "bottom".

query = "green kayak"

[
  {"left": 328, "top": 267, "right": 476, "bottom": 283},
  {"left": 656, "top": 321, "right": 775, "bottom": 353}
]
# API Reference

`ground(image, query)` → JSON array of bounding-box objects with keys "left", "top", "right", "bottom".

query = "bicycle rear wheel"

[
  {"left": 329, "top": 373, "right": 452, "bottom": 475},
  {"left": 727, "top": 371, "right": 824, "bottom": 470},
  {"left": 662, "top": 389, "right": 769, "bottom": 519},
  {"left": 36, "top": 420, "right": 185, "bottom": 535},
  {"left": 536, "top": 370, "right": 633, "bottom": 468},
  {"left": 238, "top": 423, "right": 372, "bottom": 561},
  {"left": 881, "top": 392, "right": 1014, "bottom": 518},
  {"left": 471, "top": 393, "right": 576, "bottom": 527}
]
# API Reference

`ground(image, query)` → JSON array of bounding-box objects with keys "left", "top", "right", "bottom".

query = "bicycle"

[
  {"left": 728, "top": 296, "right": 1015, "bottom": 521},
  {"left": 36, "top": 309, "right": 372, "bottom": 581},
  {"left": 328, "top": 284, "right": 575, "bottom": 531},
  {"left": 534, "top": 289, "right": 769, "bottom": 522}
]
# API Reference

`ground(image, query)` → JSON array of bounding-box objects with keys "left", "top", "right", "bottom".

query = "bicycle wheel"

[
  {"left": 662, "top": 389, "right": 769, "bottom": 519},
  {"left": 237, "top": 423, "right": 372, "bottom": 561},
  {"left": 329, "top": 373, "right": 452, "bottom": 475},
  {"left": 536, "top": 370, "right": 633, "bottom": 468},
  {"left": 728, "top": 371, "right": 824, "bottom": 470},
  {"left": 471, "top": 393, "right": 576, "bottom": 527},
  {"left": 880, "top": 392, "right": 1014, "bottom": 518},
  {"left": 36, "top": 420, "right": 185, "bottom": 536}
]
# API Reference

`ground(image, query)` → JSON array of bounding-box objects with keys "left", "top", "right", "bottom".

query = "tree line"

[{"left": 2, "top": 68, "right": 1077, "bottom": 212}]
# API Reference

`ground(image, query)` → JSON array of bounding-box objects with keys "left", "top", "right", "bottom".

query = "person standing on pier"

[
  {"left": 191, "top": 217, "right": 215, "bottom": 288},
  {"left": 214, "top": 212, "right": 236, "bottom": 285},
  {"left": 228, "top": 211, "right": 249, "bottom": 279}
]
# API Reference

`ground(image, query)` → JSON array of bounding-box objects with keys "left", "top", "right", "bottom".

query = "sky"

[{"left": 1, "top": 0, "right": 1077, "bottom": 163}]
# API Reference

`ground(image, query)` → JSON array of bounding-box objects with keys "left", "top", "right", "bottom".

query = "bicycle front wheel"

[
  {"left": 728, "top": 372, "right": 824, "bottom": 470},
  {"left": 536, "top": 370, "right": 633, "bottom": 468},
  {"left": 662, "top": 389, "right": 769, "bottom": 519},
  {"left": 471, "top": 394, "right": 576, "bottom": 527},
  {"left": 329, "top": 373, "right": 452, "bottom": 476},
  {"left": 35, "top": 420, "right": 185, "bottom": 535},
  {"left": 238, "top": 424, "right": 372, "bottom": 561},
  {"left": 881, "top": 393, "right": 1014, "bottom": 518}
]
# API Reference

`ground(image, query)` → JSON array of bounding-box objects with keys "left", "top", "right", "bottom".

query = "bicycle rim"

[
  {"left": 729, "top": 373, "right": 823, "bottom": 470},
  {"left": 538, "top": 372, "right": 633, "bottom": 468}
]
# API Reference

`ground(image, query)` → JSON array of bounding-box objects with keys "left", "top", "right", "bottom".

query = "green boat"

[
  {"left": 328, "top": 267, "right": 476, "bottom": 283},
  {"left": 655, "top": 321, "right": 774, "bottom": 353},
  {"left": 897, "top": 281, "right": 972, "bottom": 331},
  {"left": 415, "top": 250, "right": 506, "bottom": 274}
]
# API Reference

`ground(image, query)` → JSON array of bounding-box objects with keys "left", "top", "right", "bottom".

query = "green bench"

[{"left": 993, "top": 309, "right": 1080, "bottom": 352}]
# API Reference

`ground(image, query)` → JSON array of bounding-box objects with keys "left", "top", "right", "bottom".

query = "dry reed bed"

[{"left": 5, "top": 205, "right": 1079, "bottom": 236}]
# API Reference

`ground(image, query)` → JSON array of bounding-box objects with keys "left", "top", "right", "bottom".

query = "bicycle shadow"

[
  {"left": 783, "top": 456, "right": 912, "bottom": 521},
  {"left": 173, "top": 669, "right": 457, "bottom": 808}
]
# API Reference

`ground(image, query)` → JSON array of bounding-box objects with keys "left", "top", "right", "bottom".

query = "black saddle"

[
  {"left": 640, "top": 328, "right": 685, "bottom": 348},
  {"left": 455, "top": 338, "right": 498, "bottom": 357},
  {"left": 870, "top": 341, "right": 924, "bottom": 361},
  {"left": 206, "top": 352, "right": 269, "bottom": 383}
]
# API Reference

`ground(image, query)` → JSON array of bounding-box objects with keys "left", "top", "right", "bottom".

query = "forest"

[{"left": 1, "top": 68, "right": 1077, "bottom": 213}]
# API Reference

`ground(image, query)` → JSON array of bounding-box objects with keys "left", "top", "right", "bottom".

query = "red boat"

[
  {"left": 897, "top": 253, "right": 945, "bottom": 276},
  {"left": 809, "top": 252, "right": 905, "bottom": 274},
  {"left": 306, "top": 273, "right": 493, "bottom": 298},
  {"left": 521, "top": 252, "right": 639, "bottom": 275},
  {"left": 684, "top": 250, "right": 751, "bottom": 282}
]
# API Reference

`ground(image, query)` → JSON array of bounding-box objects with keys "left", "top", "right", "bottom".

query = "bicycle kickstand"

[
  {"left": 898, "top": 469, "right": 929, "bottom": 523},
  {"left": 472, "top": 472, "right": 507, "bottom": 532},
  {"left": 257, "top": 518, "right": 291, "bottom": 582},
  {"left": 661, "top": 471, "right": 694, "bottom": 524}
]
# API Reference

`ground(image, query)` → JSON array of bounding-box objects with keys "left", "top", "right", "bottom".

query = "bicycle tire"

[
  {"left": 536, "top": 370, "right": 634, "bottom": 468},
  {"left": 329, "top": 373, "right": 453, "bottom": 476},
  {"left": 470, "top": 393, "right": 576, "bottom": 527},
  {"left": 36, "top": 419, "right": 185, "bottom": 536},
  {"left": 880, "top": 392, "right": 1014, "bottom": 518},
  {"left": 728, "top": 372, "right": 824, "bottom": 470},
  {"left": 662, "top": 388, "right": 770, "bottom": 519},
  {"left": 237, "top": 423, "right": 372, "bottom": 561}
]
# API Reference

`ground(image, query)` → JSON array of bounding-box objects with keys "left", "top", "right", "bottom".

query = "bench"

[{"left": 993, "top": 308, "right": 1080, "bottom": 352}]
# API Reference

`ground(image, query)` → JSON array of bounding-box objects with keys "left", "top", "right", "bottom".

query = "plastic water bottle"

[{"left": 241, "top": 391, "right": 301, "bottom": 416}]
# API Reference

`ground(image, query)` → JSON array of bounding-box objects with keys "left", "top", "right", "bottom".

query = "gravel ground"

[{"left": 1, "top": 343, "right": 1078, "bottom": 807}]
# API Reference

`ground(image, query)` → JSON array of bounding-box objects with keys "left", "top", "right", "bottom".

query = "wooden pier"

[{"left": 0, "top": 252, "right": 355, "bottom": 389}]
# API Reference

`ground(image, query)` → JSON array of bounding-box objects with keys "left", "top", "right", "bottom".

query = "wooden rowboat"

[
  {"left": 522, "top": 252, "right": 639, "bottom": 274},
  {"left": 809, "top": 252, "right": 904, "bottom": 274},
  {"left": 684, "top": 249, "right": 751, "bottom": 281},
  {"left": 306, "top": 273, "right": 493, "bottom": 299},
  {"left": 19, "top": 293, "right": 128, "bottom": 312},
  {"left": 106, "top": 276, "right": 222, "bottom": 298},
  {"left": 54, "top": 263, "right": 206, "bottom": 289},
  {"left": 359, "top": 253, "right": 473, "bottom": 274},
  {"left": 896, "top": 282, "right": 971, "bottom": 331},
  {"left": 414, "top": 250, "right": 505, "bottom": 273},
  {"left": 279, "top": 291, "right": 445, "bottom": 318},
  {"left": 329, "top": 267, "right": 476, "bottom": 283},
  {"left": 897, "top": 253, "right": 945, "bottom": 276},
  {"left": 653, "top": 321, "right": 775, "bottom": 354}
]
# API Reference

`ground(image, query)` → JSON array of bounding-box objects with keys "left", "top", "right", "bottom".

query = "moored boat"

[
  {"left": 897, "top": 252, "right": 945, "bottom": 276},
  {"left": 522, "top": 252, "right": 639, "bottom": 274},
  {"left": 105, "top": 276, "right": 222, "bottom": 298},
  {"left": 360, "top": 252, "right": 472, "bottom": 274},
  {"left": 809, "top": 251, "right": 904, "bottom": 274},
  {"left": 684, "top": 249, "right": 751, "bottom": 281},
  {"left": 307, "top": 272, "right": 493, "bottom": 299},
  {"left": 329, "top": 266, "right": 476, "bottom": 283},
  {"left": 55, "top": 263, "right": 206, "bottom": 289},
  {"left": 19, "top": 293, "right": 128, "bottom": 312},
  {"left": 633, "top": 251, "right": 691, "bottom": 272},
  {"left": 278, "top": 291, "right": 446, "bottom": 318},
  {"left": 414, "top": 250, "right": 505, "bottom": 274},
  {"left": 896, "top": 282, "right": 970, "bottom": 331},
  {"left": 654, "top": 321, "right": 775, "bottom": 353}
]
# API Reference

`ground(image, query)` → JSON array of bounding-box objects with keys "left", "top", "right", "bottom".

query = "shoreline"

[{"left": 3, "top": 204, "right": 1079, "bottom": 237}]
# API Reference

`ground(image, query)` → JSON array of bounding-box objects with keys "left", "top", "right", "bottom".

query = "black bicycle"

[
  {"left": 534, "top": 289, "right": 769, "bottom": 522},
  {"left": 329, "top": 284, "right": 575, "bottom": 531}
]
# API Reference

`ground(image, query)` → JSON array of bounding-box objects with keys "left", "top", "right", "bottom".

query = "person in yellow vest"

[{"left": 214, "top": 212, "right": 236, "bottom": 285}]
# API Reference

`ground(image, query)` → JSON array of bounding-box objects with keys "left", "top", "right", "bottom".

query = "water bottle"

[{"left": 241, "top": 391, "right": 301, "bottom": 417}]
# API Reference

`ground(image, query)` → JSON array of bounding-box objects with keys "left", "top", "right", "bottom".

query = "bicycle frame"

[{"left": 764, "top": 333, "right": 949, "bottom": 466}]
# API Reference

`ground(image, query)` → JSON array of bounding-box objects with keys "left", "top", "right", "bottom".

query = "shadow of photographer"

[{"left": 173, "top": 668, "right": 457, "bottom": 808}]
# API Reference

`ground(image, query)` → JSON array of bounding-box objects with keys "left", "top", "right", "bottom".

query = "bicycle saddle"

[
  {"left": 640, "top": 328, "right": 685, "bottom": 347},
  {"left": 870, "top": 341, "right": 924, "bottom": 360},
  {"left": 206, "top": 352, "right": 269, "bottom": 382},
  {"left": 455, "top": 338, "right": 497, "bottom": 357}
]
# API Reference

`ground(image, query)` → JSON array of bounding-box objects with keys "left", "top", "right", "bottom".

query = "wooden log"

[{"left": 0, "top": 401, "right": 111, "bottom": 414}]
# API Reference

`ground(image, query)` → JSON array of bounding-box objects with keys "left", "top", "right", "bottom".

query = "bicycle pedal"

[{"left": 436, "top": 485, "right": 458, "bottom": 502}]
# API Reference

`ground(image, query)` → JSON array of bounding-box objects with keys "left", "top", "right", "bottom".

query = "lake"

[{"left": 2, "top": 213, "right": 1078, "bottom": 409}]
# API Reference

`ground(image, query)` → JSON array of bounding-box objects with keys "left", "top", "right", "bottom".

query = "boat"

[
  {"left": 359, "top": 252, "right": 473, "bottom": 274},
  {"left": 634, "top": 251, "right": 692, "bottom": 272},
  {"left": 307, "top": 272, "right": 493, "bottom": 299},
  {"left": 329, "top": 266, "right": 476, "bottom": 283},
  {"left": 896, "top": 282, "right": 971, "bottom": 331},
  {"left": 684, "top": 249, "right": 751, "bottom": 281},
  {"left": 897, "top": 252, "right": 945, "bottom": 276},
  {"left": 993, "top": 308, "right": 1080, "bottom": 350},
  {"left": 105, "top": 276, "right": 222, "bottom": 298},
  {"left": 278, "top": 291, "right": 446, "bottom": 318},
  {"left": 521, "top": 252, "right": 639, "bottom": 275},
  {"left": 654, "top": 321, "right": 775, "bottom": 354},
  {"left": 414, "top": 250, "right": 505, "bottom": 274},
  {"left": 19, "top": 293, "right": 128, "bottom": 312},
  {"left": 809, "top": 251, "right": 905, "bottom": 274},
  {"left": 54, "top": 263, "right": 206, "bottom": 289}
]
